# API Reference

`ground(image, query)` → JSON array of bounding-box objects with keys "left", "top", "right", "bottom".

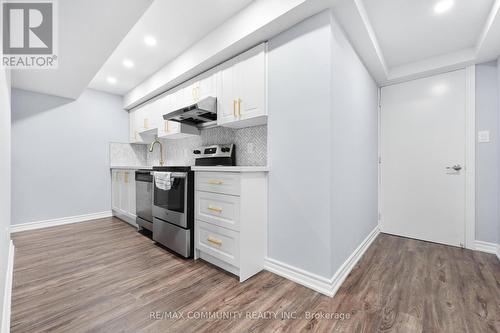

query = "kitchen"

[{"left": 1, "top": 0, "right": 500, "bottom": 332}]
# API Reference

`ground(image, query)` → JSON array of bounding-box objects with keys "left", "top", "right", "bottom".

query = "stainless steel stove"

[{"left": 150, "top": 144, "right": 235, "bottom": 258}]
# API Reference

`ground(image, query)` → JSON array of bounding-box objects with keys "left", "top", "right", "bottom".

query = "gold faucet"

[{"left": 149, "top": 138, "right": 165, "bottom": 166}]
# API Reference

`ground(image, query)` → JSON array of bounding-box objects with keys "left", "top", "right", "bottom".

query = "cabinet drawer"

[
  {"left": 196, "top": 172, "right": 240, "bottom": 195},
  {"left": 196, "top": 220, "right": 239, "bottom": 267},
  {"left": 196, "top": 191, "right": 240, "bottom": 231}
]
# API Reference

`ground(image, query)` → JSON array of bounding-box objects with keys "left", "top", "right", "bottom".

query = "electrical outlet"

[{"left": 247, "top": 143, "right": 255, "bottom": 154}]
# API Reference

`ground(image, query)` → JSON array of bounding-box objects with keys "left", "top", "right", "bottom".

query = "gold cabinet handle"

[
  {"left": 124, "top": 172, "right": 129, "bottom": 184},
  {"left": 237, "top": 98, "right": 241, "bottom": 117},
  {"left": 135, "top": 131, "right": 138, "bottom": 140},
  {"left": 207, "top": 205, "right": 222, "bottom": 213},
  {"left": 165, "top": 120, "right": 169, "bottom": 133},
  {"left": 207, "top": 236, "right": 222, "bottom": 246},
  {"left": 233, "top": 100, "right": 237, "bottom": 117},
  {"left": 207, "top": 180, "right": 223, "bottom": 185},
  {"left": 144, "top": 118, "right": 149, "bottom": 129}
]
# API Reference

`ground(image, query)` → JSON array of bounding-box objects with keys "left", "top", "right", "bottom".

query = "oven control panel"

[{"left": 193, "top": 144, "right": 234, "bottom": 158}]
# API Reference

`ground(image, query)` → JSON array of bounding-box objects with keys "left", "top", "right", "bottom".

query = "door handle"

[{"left": 446, "top": 164, "right": 462, "bottom": 171}]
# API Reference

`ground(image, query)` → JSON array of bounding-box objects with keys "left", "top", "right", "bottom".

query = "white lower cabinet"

[
  {"left": 111, "top": 169, "right": 137, "bottom": 227},
  {"left": 194, "top": 171, "right": 268, "bottom": 282}
]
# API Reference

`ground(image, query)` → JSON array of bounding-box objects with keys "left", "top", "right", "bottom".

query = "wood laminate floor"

[{"left": 10, "top": 217, "right": 500, "bottom": 333}]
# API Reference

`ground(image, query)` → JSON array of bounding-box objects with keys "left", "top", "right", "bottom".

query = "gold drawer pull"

[
  {"left": 233, "top": 100, "right": 237, "bottom": 117},
  {"left": 207, "top": 205, "right": 222, "bottom": 213},
  {"left": 207, "top": 180, "right": 223, "bottom": 185},
  {"left": 207, "top": 236, "right": 222, "bottom": 246}
]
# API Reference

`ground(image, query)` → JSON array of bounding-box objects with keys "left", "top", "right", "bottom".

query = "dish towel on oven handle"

[{"left": 154, "top": 172, "right": 172, "bottom": 191}]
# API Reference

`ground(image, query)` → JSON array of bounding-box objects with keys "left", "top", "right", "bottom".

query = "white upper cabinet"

[
  {"left": 197, "top": 67, "right": 219, "bottom": 101},
  {"left": 129, "top": 101, "right": 158, "bottom": 144},
  {"left": 128, "top": 43, "right": 266, "bottom": 143},
  {"left": 218, "top": 57, "right": 238, "bottom": 125},
  {"left": 217, "top": 43, "right": 267, "bottom": 128}
]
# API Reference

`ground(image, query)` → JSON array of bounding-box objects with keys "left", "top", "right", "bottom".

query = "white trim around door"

[{"left": 464, "top": 65, "right": 476, "bottom": 250}]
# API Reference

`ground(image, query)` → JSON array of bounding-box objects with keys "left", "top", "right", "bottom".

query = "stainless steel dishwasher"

[{"left": 135, "top": 170, "right": 153, "bottom": 231}]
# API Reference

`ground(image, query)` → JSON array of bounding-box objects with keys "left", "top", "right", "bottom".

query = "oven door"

[{"left": 153, "top": 172, "right": 188, "bottom": 228}]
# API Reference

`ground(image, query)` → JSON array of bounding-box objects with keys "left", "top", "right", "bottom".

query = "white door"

[{"left": 380, "top": 70, "right": 466, "bottom": 247}]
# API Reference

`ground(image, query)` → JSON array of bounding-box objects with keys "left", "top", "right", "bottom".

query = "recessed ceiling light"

[
  {"left": 107, "top": 76, "right": 117, "bottom": 85},
  {"left": 144, "top": 35, "right": 157, "bottom": 47},
  {"left": 122, "top": 59, "right": 134, "bottom": 68},
  {"left": 434, "top": 0, "right": 454, "bottom": 14}
]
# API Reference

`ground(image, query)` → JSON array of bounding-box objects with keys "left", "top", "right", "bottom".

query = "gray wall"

[
  {"left": 11, "top": 89, "right": 129, "bottom": 225},
  {"left": 329, "top": 13, "right": 379, "bottom": 274},
  {"left": 268, "top": 11, "right": 333, "bottom": 277},
  {"left": 0, "top": 69, "right": 11, "bottom": 329},
  {"left": 267, "top": 10, "right": 378, "bottom": 278},
  {"left": 475, "top": 62, "right": 499, "bottom": 244}
]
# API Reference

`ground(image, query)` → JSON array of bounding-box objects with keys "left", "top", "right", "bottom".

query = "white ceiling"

[
  {"left": 11, "top": 0, "right": 153, "bottom": 99},
  {"left": 363, "top": 0, "right": 494, "bottom": 68},
  {"left": 89, "top": 0, "right": 254, "bottom": 96},
  {"left": 334, "top": 0, "right": 500, "bottom": 85}
]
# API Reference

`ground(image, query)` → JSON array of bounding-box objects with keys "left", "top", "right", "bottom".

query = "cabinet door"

[
  {"left": 140, "top": 102, "right": 154, "bottom": 130},
  {"left": 236, "top": 43, "right": 266, "bottom": 120},
  {"left": 112, "top": 170, "right": 121, "bottom": 212},
  {"left": 129, "top": 111, "right": 137, "bottom": 143},
  {"left": 128, "top": 172, "right": 136, "bottom": 217},
  {"left": 198, "top": 69, "right": 218, "bottom": 101},
  {"left": 156, "top": 94, "right": 173, "bottom": 137},
  {"left": 188, "top": 81, "right": 200, "bottom": 104},
  {"left": 217, "top": 58, "right": 238, "bottom": 125},
  {"left": 171, "top": 86, "right": 186, "bottom": 110},
  {"left": 120, "top": 171, "right": 130, "bottom": 214}
]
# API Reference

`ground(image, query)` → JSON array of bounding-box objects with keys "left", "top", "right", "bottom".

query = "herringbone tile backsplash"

[{"left": 110, "top": 125, "right": 267, "bottom": 167}]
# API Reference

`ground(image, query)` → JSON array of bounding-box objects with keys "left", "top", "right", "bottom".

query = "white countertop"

[
  {"left": 191, "top": 166, "right": 269, "bottom": 172},
  {"left": 110, "top": 165, "right": 269, "bottom": 172},
  {"left": 110, "top": 165, "right": 152, "bottom": 170}
]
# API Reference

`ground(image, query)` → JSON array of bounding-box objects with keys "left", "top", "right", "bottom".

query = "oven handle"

[
  {"left": 153, "top": 172, "right": 186, "bottom": 179},
  {"left": 170, "top": 172, "right": 186, "bottom": 179}
]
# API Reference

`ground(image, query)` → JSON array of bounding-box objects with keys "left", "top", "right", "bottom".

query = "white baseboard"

[
  {"left": 2, "top": 241, "right": 14, "bottom": 333},
  {"left": 10, "top": 211, "right": 113, "bottom": 233},
  {"left": 475, "top": 240, "right": 500, "bottom": 259},
  {"left": 264, "top": 226, "right": 380, "bottom": 297},
  {"left": 264, "top": 257, "right": 334, "bottom": 296}
]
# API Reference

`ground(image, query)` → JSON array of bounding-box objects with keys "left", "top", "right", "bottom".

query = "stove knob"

[
  {"left": 221, "top": 147, "right": 230, "bottom": 152},
  {"left": 193, "top": 150, "right": 201, "bottom": 154}
]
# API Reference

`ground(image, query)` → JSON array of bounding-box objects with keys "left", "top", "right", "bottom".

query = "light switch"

[{"left": 478, "top": 130, "right": 490, "bottom": 143}]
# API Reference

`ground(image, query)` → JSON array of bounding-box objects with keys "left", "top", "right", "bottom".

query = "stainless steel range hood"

[{"left": 163, "top": 96, "right": 217, "bottom": 129}]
